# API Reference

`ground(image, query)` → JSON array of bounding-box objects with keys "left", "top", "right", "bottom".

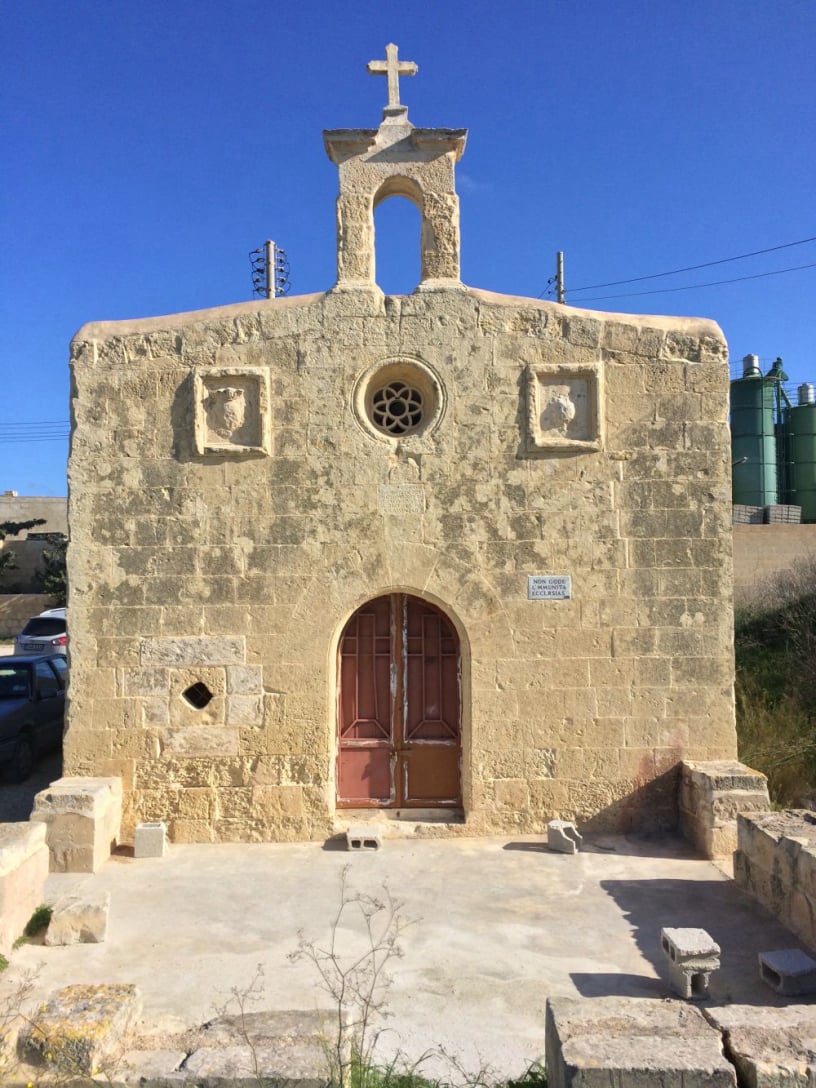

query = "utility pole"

[
  {"left": 556, "top": 251, "right": 565, "bottom": 304},
  {"left": 249, "top": 241, "right": 290, "bottom": 299},
  {"left": 264, "top": 240, "right": 275, "bottom": 299}
]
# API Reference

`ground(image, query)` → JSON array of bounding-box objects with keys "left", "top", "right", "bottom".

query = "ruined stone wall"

[
  {"left": 65, "top": 286, "right": 736, "bottom": 841},
  {"left": 732, "top": 524, "right": 816, "bottom": 605}
]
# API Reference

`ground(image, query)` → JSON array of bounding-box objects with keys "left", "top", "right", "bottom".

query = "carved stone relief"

[
  {"left": 193, "top": 369, "right": 270, "bottom": 456},
  {"left": 526, "top": 364, "right": 603, "bottom": 452}
]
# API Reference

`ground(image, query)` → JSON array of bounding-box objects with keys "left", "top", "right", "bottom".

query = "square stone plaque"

[
  {"left": 526, "top": 363, "right": 603, "bottom": 452},
  {"left": 193, "top": 368, "right": 270, "bottom": 456}
]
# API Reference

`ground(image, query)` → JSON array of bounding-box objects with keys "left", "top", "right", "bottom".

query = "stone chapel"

[{"left": 65, "top": 46, "right": 737, "bottom": 842}]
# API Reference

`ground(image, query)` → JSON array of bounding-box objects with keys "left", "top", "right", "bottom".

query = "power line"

[
  {"left": 573, "top": 261, "right": 816, "bottom": 303},
  {"left": 540, "top": 234, "right": 816, "bottom": 299},
  {"left": 0, "top": 421, "right": 70, "bottom": 444}
]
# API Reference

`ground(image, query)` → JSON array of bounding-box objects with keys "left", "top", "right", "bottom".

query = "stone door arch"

[{"left": 336, "top": 593, "right": 461, "bottom": 808}]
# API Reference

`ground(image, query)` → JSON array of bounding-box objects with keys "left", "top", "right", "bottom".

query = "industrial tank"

[
  {"left": 730, "top": 354, "right": 778, "bottom": 507},
  {"left": 783, "top": 383, "right": 816, "bottom": 522}
]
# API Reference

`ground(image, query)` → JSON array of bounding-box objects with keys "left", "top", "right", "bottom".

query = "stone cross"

[{"left": 367, "top": 43, "right": 417, "bottom": 115}]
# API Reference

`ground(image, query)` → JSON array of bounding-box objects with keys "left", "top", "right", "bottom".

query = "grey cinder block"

[
  {"left": 759, "top": 948, "right": 816, "bottom": 995},
  {"left": 661, "top": 927, "right": 721, "bottom": 1000},
  {"left": 345, "top": 826, "right": 382, "bottom": 850},
  {"left": 547, "top": 819, "right": 582, "bottom": 854},
  {"left": 134, "top": 822, "right": 167, "bottom": 859}
]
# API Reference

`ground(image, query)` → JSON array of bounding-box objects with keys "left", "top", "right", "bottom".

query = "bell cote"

[{"left": 324, "top": 44, "right": 467, "bottom": 292}]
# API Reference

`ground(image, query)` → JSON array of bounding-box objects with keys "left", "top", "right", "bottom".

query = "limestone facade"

[{"left": 64, "top": 47, "right": 737, "bottom": 842}]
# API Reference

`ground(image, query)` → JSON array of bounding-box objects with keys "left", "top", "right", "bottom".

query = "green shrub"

[{"left": 23, "top": 903, "right": 53, "bottom": 938}]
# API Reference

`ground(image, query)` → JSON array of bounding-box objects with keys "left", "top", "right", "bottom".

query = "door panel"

[
  {"left": 402, "top": 744, "right": 460, "bottom": 804},
  {"left": 337, "top": 594, "right": 461, "bottom": 808},
  {"left": 337, "top": 747, "right": 394, "bottom": 804},
  {"left": 337, "top": 597, "right": 393, "bottom": 804}
]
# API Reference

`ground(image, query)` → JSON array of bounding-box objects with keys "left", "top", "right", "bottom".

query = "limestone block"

[
  {"left": 140, "top": 636, "right": 245, "bottom": 667},
  {"left": 19, "top": 983, "right": 141, "bottom": 1076},
  {"left": 679, "top": 761, "right": 770, "bottom": 859},
  {"left": 758, "top": 948, "right": 816, "bottom": 996},
  {"left": 545, "top": 996, "right": 736, "bottom": 1088},
  {"left": 737, "top": 811, "right": 816, "bottom": 950},
  {"left": 547, "top": 819, "right": 582, "bottom": 854},
  {"left": 0, "top": 821, "right": 49, "bottom": 954},
  {"left": 134, "top": 820, "right": 167, "bottom": 858},
  {"left": 31, "top": 777, "right": 122, "bottom": 873},
  {"left": 45, "top": 891, "right": 111, "bottom": 945},
  {"left": 706, "top": 1005, "right": 816, "bottom": 1088},
  {"left": 661, "top": 927, "right": 721, "bottom": 1000},
  {"left": 345, "top": 825, "right": 382, "bottom": 850}
]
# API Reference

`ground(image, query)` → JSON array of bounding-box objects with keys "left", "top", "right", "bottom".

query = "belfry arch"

[
  {"left": 324, "top": 43, "right": 467, "bottom": 291},
  {"left": 372, "top": 183, "right": 423, "bottom": 293}
]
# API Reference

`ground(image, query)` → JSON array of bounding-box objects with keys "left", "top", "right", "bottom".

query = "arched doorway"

[{"left": 337, "top": 594, "right": 461, "bottom": 808}]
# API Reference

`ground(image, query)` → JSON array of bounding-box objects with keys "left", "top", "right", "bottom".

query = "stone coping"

[{"left": 0, "top": 821, "right": 47, "bottom": 877}]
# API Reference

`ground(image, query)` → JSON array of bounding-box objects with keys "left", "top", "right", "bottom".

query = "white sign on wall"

[{"left": 528, "top": 575, "right": 572, "bottom": 600}]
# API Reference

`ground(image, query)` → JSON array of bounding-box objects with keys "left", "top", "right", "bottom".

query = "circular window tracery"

[
  {"left": 371, "top": 381, "right": 424, "bottom": 436},
  {"left": 353, "top": 357, "right": 446, "bottom": 443}
]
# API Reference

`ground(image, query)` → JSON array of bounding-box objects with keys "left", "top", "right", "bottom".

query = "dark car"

[{"left": 0, "top": 655, "right": 68, "bottom": 782}]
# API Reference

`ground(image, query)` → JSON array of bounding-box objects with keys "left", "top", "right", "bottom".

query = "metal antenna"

[{"left": 249, "top": 240, "right": 291, "bottom": 298}]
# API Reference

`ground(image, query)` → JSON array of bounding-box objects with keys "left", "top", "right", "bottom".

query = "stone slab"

[
  {"left": 19, "top": 982, "right": 142, "bottom": 1076},
  {"left": 31, "top": 776, "right": 122, "bottom": 873},
  {"left": 45, "top": 890, "right": 110, "bottom": 945},
  {"left": 546, "top": 996, "right": 736, "bottom": 1087},
  {"left": 705, "top": 1005, "right": 816, "bottom": 1088},
  {"left": 182, "top": 1042, "right": 327, "bottom": 1086}
]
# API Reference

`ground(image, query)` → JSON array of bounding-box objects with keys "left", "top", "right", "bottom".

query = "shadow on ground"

[
  {"left": 588, "top": 877, "right": 816, "bottom": 1008},
  {"left": 0, "top": 748, "right": 61, "bottom": 822},
  {"left": 503, "top": 833, "right": 700, "bottom": 860}
]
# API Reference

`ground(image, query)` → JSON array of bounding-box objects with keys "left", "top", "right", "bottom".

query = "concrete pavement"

[{"left": 2, "top": 830, "right": 813, "bottom": 1081}]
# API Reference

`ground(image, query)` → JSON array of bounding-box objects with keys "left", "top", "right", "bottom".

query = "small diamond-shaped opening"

[{"left": 183, "top": 682, "right": 213, "bottom": 709}]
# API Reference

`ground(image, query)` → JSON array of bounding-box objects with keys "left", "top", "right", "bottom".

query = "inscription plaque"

[
  {"left": 378, "top": 484, "right": 426, "bottom": 515},
  {"left": 528, "top": 575, "right": 572, "bottom": 600}
]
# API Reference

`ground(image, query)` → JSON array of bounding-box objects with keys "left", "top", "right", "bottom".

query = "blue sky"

[{"left": 2, "top": 0, "right": 814, "bottom": 497}]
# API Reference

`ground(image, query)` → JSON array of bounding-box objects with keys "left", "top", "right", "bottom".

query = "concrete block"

[
  {"left": 134, "top": 821, "right": 167, "bottom": 858},
  {"left": 45, "top": 891, "right": 111, "bottom": 946},
  {"left": 758, "top": 948, "right": 816, "bottom": 996},
  {"left": 661, "top": 927, "right": 721, "bottom": 1000},
  {"left": 547, "top": 819, "right": 582, "bottom": 854},
  {"left": 0, "top": 821, "right": 49, "bottom": 954},
  {"left": 31, "top": 777, "right": 122, "bottom": 873},
  {"left": 19, "top": 982, "right": 142, "bottom": 1076},
  {"left": 345, "top": 825, "right": 382, "bottom": 850},
  {"left": 545, "top": 996, "right": 736, "bottom": 1088}
]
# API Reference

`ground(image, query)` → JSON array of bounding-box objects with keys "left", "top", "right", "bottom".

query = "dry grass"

[{"left": 735, "top": 555, "right": 816, "bottom": 808}]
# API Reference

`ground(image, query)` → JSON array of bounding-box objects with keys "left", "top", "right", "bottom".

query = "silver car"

[{"left": 14, "top": 607, "right": 67, "bottom": 657}]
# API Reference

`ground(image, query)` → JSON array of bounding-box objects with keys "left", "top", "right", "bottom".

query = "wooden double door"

[{"left": 337, "top": 594, "right": 461, "bottom": 808}]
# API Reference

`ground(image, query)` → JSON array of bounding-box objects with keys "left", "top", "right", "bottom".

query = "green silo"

[
  {"left": 785, "top": 383, "right": 816, "bottom": 523},
  {"left": 730, "top": 355, "right": 778, "bottom": 507}
]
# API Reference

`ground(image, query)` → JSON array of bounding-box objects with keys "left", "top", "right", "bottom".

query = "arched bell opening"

[
  {"left": 336, "top": 593, "right": 462, "bottom": 809},
  {"left": 372, "top": 177, "right": 425, "bottom": 295}
]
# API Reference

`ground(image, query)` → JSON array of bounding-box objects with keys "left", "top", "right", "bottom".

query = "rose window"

[{"left": 371, "top": 381, "right": 424, "bottom": 436}]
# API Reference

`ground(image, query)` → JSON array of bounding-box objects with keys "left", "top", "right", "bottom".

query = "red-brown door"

[{"left": 337, "top": 594, "right": 461, "bottom": 808}]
